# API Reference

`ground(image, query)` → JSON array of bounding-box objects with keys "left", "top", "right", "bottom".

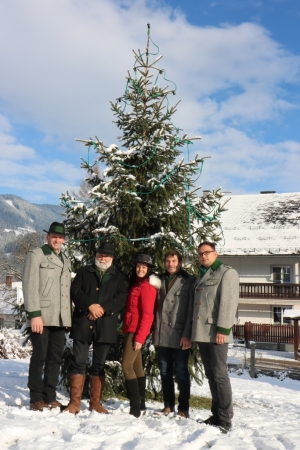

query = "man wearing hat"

[
  {"left": 23, "top": 222, "right": 72, "bottom": 411},
  {"left": 65, "top": 242, "right": 127, "bottom": 414}
]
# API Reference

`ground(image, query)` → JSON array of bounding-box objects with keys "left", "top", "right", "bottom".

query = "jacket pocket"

[
  {"left": 207, "top": 316, "right": 217, "bottom": 324},
  {"left": 126, "top": 313, "right": 133, "bottom": 326},
  {"left": 40, "top": 262, "right": 55, "bottom": 269},
  {"left": 40, "top": 299, "right": 51, "bottom": 308},
  {"left": 204, "top": 279, "right": 219, "bottom": 286},
  {"left": 42, "top": 277, "right": 54, "bottom": 297}
]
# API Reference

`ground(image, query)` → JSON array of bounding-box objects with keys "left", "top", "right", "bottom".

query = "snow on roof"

[{"left": 217, "top": 192, "right": 300, "bottom": 256}]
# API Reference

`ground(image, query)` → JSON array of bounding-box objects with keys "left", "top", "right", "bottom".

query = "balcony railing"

[{"left": 239, "top": 283, "right": 300, "bottom": 299}]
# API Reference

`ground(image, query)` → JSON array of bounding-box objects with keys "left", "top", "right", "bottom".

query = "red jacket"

[{"left": 122, "top": 274, "right": 161, "bottom": 344}]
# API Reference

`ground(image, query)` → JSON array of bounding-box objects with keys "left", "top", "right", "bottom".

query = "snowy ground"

[{"left": 1, "top": 358, "right": 300, "bottom": 449}]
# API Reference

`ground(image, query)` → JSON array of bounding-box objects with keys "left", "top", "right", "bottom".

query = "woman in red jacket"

[{"left": 122, "top": 254, "right": 161, "bottom": 417}]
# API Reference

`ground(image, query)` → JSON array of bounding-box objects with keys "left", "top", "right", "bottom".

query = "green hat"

[{"left": 44, "top": 222, "right": 66, "bottom": 236}]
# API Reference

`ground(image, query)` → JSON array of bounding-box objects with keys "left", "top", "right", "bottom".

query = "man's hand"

[
  {"left": 88, "top": 304, "right": 105, "bottom": 320},
  {"left": 216, "top": 332, "right": 226, "bottom": 345},
  {"left": 180, "top": 337, "right": 192, "bottom": 350},
  {"left": 133, "top": 341, "right": 142, "bottom": 351},
  {"left": 31, "top": 317, "right": 43, "bottom": 334}
]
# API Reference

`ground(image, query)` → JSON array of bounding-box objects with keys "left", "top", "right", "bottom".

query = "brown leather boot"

[
  {"left": 64, "top": 374, "right": 85, "bottom": 414},
  {"left": 89, "top": 375, "right": 108, "bottom": 414}
]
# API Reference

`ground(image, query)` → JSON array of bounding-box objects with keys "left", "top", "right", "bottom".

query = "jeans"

[
  {"left": 157, "top": 346, "right": 190, "bottom": 411},
  {"left": 198, "top": 342, "right": 233, "bottom": 423},
  {"left": 28, "top": 326, "right": 65, "bottom": 403},
  {"left": 70, "top": 339, "right": 111, "bottom": 376}
]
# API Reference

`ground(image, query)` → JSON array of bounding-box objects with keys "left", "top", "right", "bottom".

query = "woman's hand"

[{"left": 133, "top": 341, "right": 142, "bottom": 351}]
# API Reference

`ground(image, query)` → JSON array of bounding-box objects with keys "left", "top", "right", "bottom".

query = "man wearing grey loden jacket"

[
  {"left": 22, "top": 222, "right": 72, "bottom": 411},
  {"left": 191, "top": 241, "right": 239, "bottom": 433},
  {"left": 152, "top": 250, "right": 195, "bottom": 418}
]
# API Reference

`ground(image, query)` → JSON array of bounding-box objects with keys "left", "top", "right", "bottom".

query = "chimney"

[
  {"left": 203, "top": 190, "right": 210, "bottom": 198},
  {"left": 6, "top": 275, "right": 13, "bottom": 288}
]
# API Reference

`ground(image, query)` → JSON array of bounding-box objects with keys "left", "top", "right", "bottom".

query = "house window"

[
  {"left": 272, "top": 266, "right": 291, "bottom": 284},
  {"left": 273, "top": 307, "right": 291, "bottom": 324}
]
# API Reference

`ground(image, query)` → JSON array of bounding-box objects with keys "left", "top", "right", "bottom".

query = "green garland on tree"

[{"left": 60, "top": 24, "right": 228, "bottom": 399}]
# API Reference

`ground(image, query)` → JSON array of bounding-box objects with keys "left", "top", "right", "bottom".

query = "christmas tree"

[
  {"left": 60, "top": 24, "right": 227, "bottom": 399},
  {"left": 61, "top": 24, "right": 227, "bottom": 273}
]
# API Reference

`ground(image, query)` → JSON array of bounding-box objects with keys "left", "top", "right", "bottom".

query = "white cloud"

[
  {"left": 0, "top": 116, "right": 35, "bottom": 160},
  {"left": 0, "top": 0, "right": 299, "bottom": 199}
]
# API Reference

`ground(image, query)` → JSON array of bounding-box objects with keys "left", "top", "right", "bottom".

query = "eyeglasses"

[
  {"left": 96, "top": 254, "right": 112, "bottom": 259},
  {"left": 198, "top": 250, "right": 215, "bottom": 257}
]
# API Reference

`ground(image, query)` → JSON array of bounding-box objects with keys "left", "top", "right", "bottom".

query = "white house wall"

[
  {"left": 220, "top": 256, "right": 300, "bottom": 283},
  {"left": 237, "top": 303, "right": 272, "bottom": 324}
]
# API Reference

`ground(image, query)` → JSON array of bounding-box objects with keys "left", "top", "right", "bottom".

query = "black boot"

[
  {"left": 137, "top": 376, "right": 146, "bottom": 411},
  {"left": 126, "top": 379, "right": 141, "bottom": 418}
]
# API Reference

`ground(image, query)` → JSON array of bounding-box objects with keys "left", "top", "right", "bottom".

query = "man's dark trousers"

[
  {"left": 28, "top": 327, "right": 65, "bottom": 403},
  {"left": 70, "top": 339, "right": 111, "bottom": 376},
  {"left": 198, "top": 342, "right": 233, "bottom": 423},
  {"left": 157, "top": 346, "right": 190, "bottom": 411}
]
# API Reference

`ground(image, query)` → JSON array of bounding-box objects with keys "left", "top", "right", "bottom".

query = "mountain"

[{"left": 0, "top": 194, "right": 64, "bottom": 251}]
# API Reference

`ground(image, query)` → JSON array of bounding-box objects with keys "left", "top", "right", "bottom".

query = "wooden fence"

[{"left": 233, "top": 322, "right": 299, "bottom": 344}]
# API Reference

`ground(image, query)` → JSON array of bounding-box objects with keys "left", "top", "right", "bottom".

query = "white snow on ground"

[{"left": 0, "top": 356, "right": 300, "bottom": 449}]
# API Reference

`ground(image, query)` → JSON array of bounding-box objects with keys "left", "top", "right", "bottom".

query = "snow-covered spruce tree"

[{"left": 61, "top": 25, "right": 227, "bottom": 399}]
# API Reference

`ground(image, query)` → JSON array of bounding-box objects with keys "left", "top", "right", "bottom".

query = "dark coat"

[{"left": 70, "top": 264, "right": 128, "bottom": 343}]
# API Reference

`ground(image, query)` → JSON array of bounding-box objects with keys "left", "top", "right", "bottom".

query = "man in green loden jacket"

[
  {"left": 191, "top": 241, "right": 239, "bottom": 433},
  {"left": 22, "top": 222, "right": 71, "bottom": 411}
]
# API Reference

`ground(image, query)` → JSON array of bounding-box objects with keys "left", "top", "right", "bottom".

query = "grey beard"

[{"left": 95, "top": 258, "right": 112, "bottom": 271}]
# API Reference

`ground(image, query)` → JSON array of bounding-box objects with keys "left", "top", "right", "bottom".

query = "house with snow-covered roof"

[
  {"left": 217, "top": 191, "right": 300, "bottom": 325},
  {"left": 0, "top": 276, "right": 23, "bottom": 328}
]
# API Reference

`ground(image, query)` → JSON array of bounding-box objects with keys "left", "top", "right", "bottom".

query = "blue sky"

[{"left": 0, "top": 0, "right": 299, "bottom": 204}]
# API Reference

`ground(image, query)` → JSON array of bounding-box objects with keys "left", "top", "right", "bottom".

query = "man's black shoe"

[
  {"left": 201, "top": 415, "right": 219, "bottom": 425},
  {"left": 217, "top": 421, "right": 232, "bottom": 434}
]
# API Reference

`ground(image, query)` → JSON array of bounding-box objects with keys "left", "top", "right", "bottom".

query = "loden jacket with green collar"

[
  {"left": 191, "top": 263, "right": 239, "bottom": 343},
  {"left": 22, "top": 245, "right": 72, "bottom": 328}
]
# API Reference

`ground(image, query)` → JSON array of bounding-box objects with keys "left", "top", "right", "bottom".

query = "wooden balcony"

[{"left": 239, "top": 283, "right": 300, "bottom": 299}]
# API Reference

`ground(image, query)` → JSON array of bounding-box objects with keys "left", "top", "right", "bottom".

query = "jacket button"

[
  {"left": 169, "top": 323, "right": 171, "bottom": 326},
  {"left": 96, "top": 288, "right": 99, "bottom": 291},
  {"left": 90, "top": 326, "right": 93, "bottom": 329}
]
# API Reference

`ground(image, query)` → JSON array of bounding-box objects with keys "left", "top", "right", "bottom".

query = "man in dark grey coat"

[
  {"left": 191, "top": 241, "right": 239, "bottom": 433},
  {"left": 23, "top": 222, "right": 71, "bottom": 411},
  {"left": 153, "top": 250, "right": 195, "bottom": 418},
  {"left": 65, "top": 242, "right": 127, "bottom": 414}
]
